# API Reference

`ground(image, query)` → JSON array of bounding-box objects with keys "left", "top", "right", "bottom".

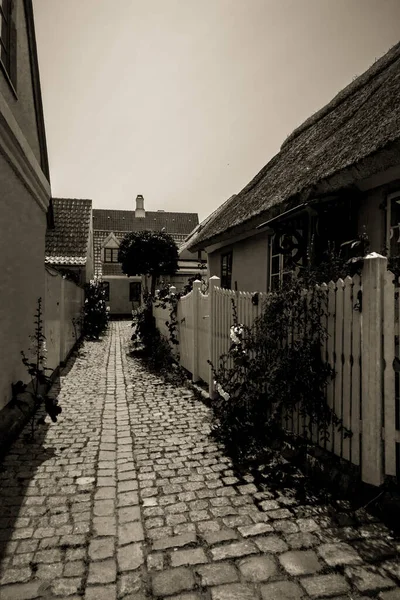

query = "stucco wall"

[
  {"left": 44, "top": 270, "right": 84, "bottom": 371},
  {"left": 0, "top": 153, "right": 46, "bottom": 411},
  {"left": 208, "top": 231, "right": 269, "bottom": 292},
  {"left": 103, "top": 277, "right": 141, "bottom": 315},
  {"left": 0, "top": 0, "right": 42, "bottom": 165}
]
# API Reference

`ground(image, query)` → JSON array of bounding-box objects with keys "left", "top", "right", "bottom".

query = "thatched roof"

[
  {"left": 179, "top": 195, "right": 237, "bottom": 255},
  {"left": 190, "top": 41, "right": 400, "bottom": 250}
]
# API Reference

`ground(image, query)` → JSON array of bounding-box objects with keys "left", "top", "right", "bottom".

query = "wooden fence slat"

[
  {"left": 342, "top": 276, "right": 353, "bottom": 461},
  {"left": 383, "top": 270, "right": 396, "bottom": 476},
  {"left": 326, "top": 281, "right": 336, "bottom": 453},
  {"left": 334, "top": 279, "right": 344, "bottom": 458},
  {"left": 351, "top": 274, "right": 361, "bottom": 466}
]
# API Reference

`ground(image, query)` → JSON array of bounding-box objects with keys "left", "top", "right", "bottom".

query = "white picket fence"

[{"left": 153, "top": 254, "right": 400, "bottom": 486}]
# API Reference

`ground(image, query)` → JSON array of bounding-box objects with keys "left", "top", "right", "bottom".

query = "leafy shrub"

[
  {"left": 83, "top": 278, "right": 109, "bottom": 339},
  {"left": 209, "top": 246, "right": 362, "bottom": 463}
]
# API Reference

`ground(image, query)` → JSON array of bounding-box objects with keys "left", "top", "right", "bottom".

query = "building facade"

[
  {"left": 0, "top": 0, "right": 52, "bottom": 412},
  {"left": 93, "top": 195, "right": 201, "bottom": 315}
]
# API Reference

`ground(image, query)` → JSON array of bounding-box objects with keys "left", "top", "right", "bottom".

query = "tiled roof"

[
  {"left": 191, "top": 41, "right": 400, "bottom": 248},
  {"left": 45, "top": 198, "right": 92, "bottom": 265},
  {"left": 93, "top": 210, "right": 198, "bottom": 234}
]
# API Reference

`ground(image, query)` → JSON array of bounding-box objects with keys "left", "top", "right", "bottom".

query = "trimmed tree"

[{"left": 119, "top": 230, "right": 179, "bottom": 295}]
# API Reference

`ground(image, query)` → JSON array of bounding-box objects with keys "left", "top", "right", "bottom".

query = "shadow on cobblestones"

[
  {"left": 0, "top": 362, "right": 72, "bottom": 572},
  {"left": 0, "top": 418, "right": 53, "bottom": 569}
]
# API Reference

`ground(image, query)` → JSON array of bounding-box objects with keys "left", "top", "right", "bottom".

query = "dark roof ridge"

[
  {"left": 92, "top": 208, "right": 198, "bottom": 215},
  {"left": 52, "top": 197, "right": 92, "bottom": 202},
  {"left": 282, "top": 40, "right": 400, "bottom": 150}
]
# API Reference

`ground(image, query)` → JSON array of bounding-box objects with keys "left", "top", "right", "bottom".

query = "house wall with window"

[
  {"left": 0, "top": 0, "right": 51, "bottom": 414},
  {"left": 357, "top": 179, "right": 400, "bottom": 256},
  {"left": 101, "top": 276, "right": 142, "bottom": 316},
  {"left": 208, "top": 231, "right": 269, "bottom": 292}
]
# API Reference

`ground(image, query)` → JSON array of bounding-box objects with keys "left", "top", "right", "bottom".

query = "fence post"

[
  {"left": 208, "top": 276, "right": 220, "bottom": 399},
  {"left": 361, "top": 252, "right": 387, "bottom": 486},
  {"left": 192, "top": 280, "right": 201, "bottom": 382}
]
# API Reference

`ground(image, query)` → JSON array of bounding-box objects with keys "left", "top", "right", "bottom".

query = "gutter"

[{"left": 256, "top": 203, "right": 309, "bottom": 230}]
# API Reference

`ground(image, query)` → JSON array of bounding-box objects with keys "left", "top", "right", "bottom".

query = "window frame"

[
  {"left": 268, "top": 233, "right": 299, "bottom": 291},
  {"left": 386, "top": 192, "right": 400, "bottom": 257},
  {"left": 220, "top": 251, "right": 233, "bottom": 289},
  {"left": 0, "top": 0, "right": 16, "bottom": 91},
  {"left": 129, "top": 281, "right": 141, "bottom": 303},
  {"left": 104, "top": 248, "right": 119, "bottom": 263}
]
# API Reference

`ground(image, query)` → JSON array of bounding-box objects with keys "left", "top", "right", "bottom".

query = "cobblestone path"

[{"left": 0, "top": 322, "right": 399, "bottom": 600}]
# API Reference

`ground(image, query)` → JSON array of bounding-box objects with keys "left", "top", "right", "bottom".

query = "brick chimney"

[{"left": 135, "top": 194, "right": 145, "bottom": 218}]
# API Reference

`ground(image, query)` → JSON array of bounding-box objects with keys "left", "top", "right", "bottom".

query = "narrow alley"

[{"left": 0, "top": 323, "right": 399, "bottom": 600}]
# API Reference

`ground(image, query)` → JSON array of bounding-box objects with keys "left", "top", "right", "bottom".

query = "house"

[
  {"left": 93, "top": 195, "right": 200, "bottom": 315},
  {"left": 188, "top": 41, "right": 400, "bottom": 292},
  {"left": 0, "top": 0, "right": 52, "bottom": 413},
  {"left": 45, "top": 198, "right": 94, "bottom": 284}
]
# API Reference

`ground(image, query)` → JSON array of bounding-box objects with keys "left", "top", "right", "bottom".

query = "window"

[
  {"left": 129, "top": 282, "right": 141, "bottom": 302},
  {"left": 104, "top": 248, "right": 119, "bottom": 263},
  {"left": 0, "top": 0, "right": 15, "bottom": 85},
  {"left": 101, "top": 281, "right": 110, "bottom": 301},
  {"left": 269, "top": 235, "right": 291, "bottom": 291},
  {"left": 386, "top": 192, "right": 400, "bottom": 257},
  {"left": 221, "top": 252, "right": 232, "bottom": 289}
]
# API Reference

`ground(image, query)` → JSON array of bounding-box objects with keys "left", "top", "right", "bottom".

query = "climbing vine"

[{"left": 208, "top": 239, "right": 368, "bottom": 463}]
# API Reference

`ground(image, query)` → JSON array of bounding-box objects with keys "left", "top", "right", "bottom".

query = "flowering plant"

[{"left": 15, "top": 297, "right": 61, "bottom": 439}]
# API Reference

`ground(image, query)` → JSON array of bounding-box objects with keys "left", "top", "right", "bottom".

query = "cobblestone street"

[{"left": 0, "top": 322, "right": 399, "bottom": 599}]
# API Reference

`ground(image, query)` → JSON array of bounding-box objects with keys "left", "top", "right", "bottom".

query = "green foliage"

[
  {"left": 83, "top": 278, "right": 109, "bottom": 339},
  {"left": 16, "top": 298, "right": 61, "bottom": 439},
  {"left": 210, "top": 249, "right": 359, "bottom": 463},
  {"left": 119, "top": 230, "right": 179, "bottom": 294}
]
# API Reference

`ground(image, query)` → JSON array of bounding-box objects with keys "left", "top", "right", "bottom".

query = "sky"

[{"left": 33, "top": 0, "right": 400, "bottom": 222}]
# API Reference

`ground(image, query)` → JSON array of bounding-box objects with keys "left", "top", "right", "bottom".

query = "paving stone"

[
  {"left": 0, "top": 581, "right": 45, "bottom": 600},
  {"left": 317, "top": 542, "right": 362, "bottom": 566},
  {"left": 117, "top": 542, "right": 144, "bottom": 571},
  {"left": 118, "top": 521, "right": 145, "bottom": 545},
  {"left": 261, "top": 580, "right": 305, "bottom": 599},
  {"left": 152, "top": 567, "right": 195, "bottom": 596},
  {"left": 51, "top": 577, "right": 83, "bottom": 596},
  {"left": 210, "top": 583, "right": 257, "bottom": 600},
  {"left": 211, "top": 541, "right": 258, "bottom": 561},
  {"left": 300, "top": 574, "right": 350, "bottom": 598},
  {"left": 279, "top": 549, "right": 323, "bottom": 576},
  {"left": 118, "top": 571, "right": 143, "bottom": 597},
  {"left": 118, "top": 506, "right": 141, "bottom": 523},
  {"left": 345, "top": 565, "right": 396, "bottom": 594},
  {"left": 254, "top": 535, "right": 289, "bottom": 553},
  {"left": 196, "top": 563, "right": 239, "bottom": 586},
  {"left": 238, "top": 555, "right": 278, "bottom": 582},
  {"left": 170, "top": 547, "right": 208, "bottom": 567},
  {"left": 285, "top": 532, "right": 319, "bottom": 549},
  {"left": 238, "top": 523, "right": 273, "bottom": 537},
  {"left": 380, "top": 591, "right": 400, "bottom": 600},
  {"left": 87, "top": 559, "right": 117, "bottom": 584},
  {"left": 153, "top": 532, "right": 197, "bottom": 551},
  {"left": 93, "top": 516, "right": 117, "bottom": 537},
  {"left": 147, "top": 552, "right": 164, "bottom": 571},
  {"left": 202, "top": 529, "right": 238, "bottom": 545},
  {"left": 85, "top": 584, "right": 117, "bottom": 600}
]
